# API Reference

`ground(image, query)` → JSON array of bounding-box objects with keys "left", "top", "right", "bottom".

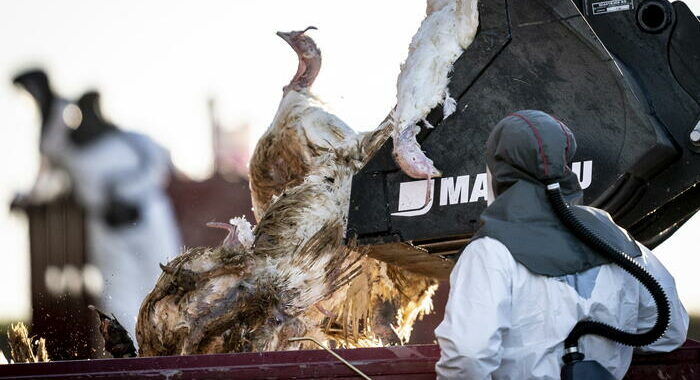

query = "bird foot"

[{"left": 392, "top": 126, "right": 442, "bottom": 179}]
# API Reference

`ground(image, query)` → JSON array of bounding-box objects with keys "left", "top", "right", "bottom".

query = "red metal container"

[{"left": 1, "top": 340, "right": 697, "bottom": 379}]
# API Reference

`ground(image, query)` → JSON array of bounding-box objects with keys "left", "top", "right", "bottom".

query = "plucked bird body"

[{"left": 392, "top": 0, "right": 479, "bottom": 179}]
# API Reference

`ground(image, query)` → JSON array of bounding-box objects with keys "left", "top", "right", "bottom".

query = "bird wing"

[{"left": 299, "top": 106, "right": 357, "bottom": 154}]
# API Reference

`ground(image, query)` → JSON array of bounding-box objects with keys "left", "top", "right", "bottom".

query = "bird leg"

[
  {"left": 424, "top": 176, "right": 434, "bottom": 206},
  {"left": 315, "top": 302, "right": 336, "bottom": 319},
  {"left": 206, "top": 221, "right": 241, "bottom": 250}
]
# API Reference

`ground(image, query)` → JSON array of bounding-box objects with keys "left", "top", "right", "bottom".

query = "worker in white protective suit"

[
  {"left": 435, "top": 110, "right": 688, "bottom": 379},
  {"left": 14, "top": 71, "right": 181, "bottom": 341}
]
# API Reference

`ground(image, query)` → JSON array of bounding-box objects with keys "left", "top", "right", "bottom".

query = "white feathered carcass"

[{"left": 392, "top": 0, "right": 479, "bottom": 180}]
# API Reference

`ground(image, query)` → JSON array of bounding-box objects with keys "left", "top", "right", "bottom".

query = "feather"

[
  {"left": 443, "top": 89, "right": 457, "bottom": 119},
  {"left": 228, "top": 216, "right": 254, "bottom": 249},
  {"left": 6, "top": 322, "right": 49, "bottom": 363}
]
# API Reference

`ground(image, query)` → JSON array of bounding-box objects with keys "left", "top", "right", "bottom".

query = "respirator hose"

[{"left": 545, "top": 183, "right": 670, "bottom": 355}]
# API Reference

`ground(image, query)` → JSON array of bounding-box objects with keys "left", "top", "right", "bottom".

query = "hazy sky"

[
  {"left": 0, "top": 0, "right": 427, "bottom": 320},
  {"left": 1, "top": 1, "right": 699, "bottom": 320}
]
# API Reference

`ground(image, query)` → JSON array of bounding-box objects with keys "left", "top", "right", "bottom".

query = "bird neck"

[{"left": 284, "top": 53, "right": 321, "bottom": 94}]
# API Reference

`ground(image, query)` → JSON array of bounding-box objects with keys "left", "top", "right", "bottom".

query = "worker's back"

[
  {"left": 435, "top": 236, "right": 689, "bottom": 380},
  {"left": 435, "top": 111, "right": 688, "bottom": 379}
]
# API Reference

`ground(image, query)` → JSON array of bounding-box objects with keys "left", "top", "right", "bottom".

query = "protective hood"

[{"left": 474, "top": 110, "right": 641, "bottom": 276}]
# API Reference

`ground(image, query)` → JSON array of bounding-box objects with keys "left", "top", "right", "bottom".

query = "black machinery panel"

[{"left": 346, "top": 0, "right": 700, "bottom": 278}]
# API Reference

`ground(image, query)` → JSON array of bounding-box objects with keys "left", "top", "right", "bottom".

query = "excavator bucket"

[{"left": 347, "top": 0, "right": 700, "bottom": 278}]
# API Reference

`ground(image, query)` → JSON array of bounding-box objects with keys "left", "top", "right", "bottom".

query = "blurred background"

[{"left": 0, "top": 0, "right": 698, "bottom": 359}]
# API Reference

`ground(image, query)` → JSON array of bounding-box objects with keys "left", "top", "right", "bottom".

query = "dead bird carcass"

[
  {"left": 137, "top": 147, "right": 437, "bottom": 355},
  {"left": 135, "top": 6, "right": 487, "bottom": 354}
]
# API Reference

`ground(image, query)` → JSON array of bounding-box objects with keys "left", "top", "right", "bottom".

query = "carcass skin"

[
  {"left": 137, "top": 29, "right": 438, "bottom": 354},
  {"left": 392, "top": 0, "right": 479, "bottom": 180}
]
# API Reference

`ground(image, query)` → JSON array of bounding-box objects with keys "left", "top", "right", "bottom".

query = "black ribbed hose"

[{"left": 545, "top": 183, "right": 670, "bottom": 361}]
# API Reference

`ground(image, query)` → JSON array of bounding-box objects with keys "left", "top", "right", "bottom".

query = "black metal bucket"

[{"left": 346, "top": 0, "right": 700, "bottom": 278}]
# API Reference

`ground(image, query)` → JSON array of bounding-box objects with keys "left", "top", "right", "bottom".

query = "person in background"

[
  {"left": 14, "top": 70, "right": 182, "bottom": 341},
  {"left": 435, "top": 110, "right": 688, "bottom": 379}
]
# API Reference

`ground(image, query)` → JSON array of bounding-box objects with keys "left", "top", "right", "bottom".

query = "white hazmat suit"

[
  {"left": 436, "top": 111, "right": 688, "bottom": 379},
  {"left": 41, "top": 99, "right": 181, "bottom": 340},
  {"left": 435, "top": 237, "right": 688, "bottom": 379}
]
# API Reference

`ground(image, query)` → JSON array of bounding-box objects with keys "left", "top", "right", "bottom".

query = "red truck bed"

[{"left": 1, "top": 340, "right": 698, "bottom": 379}]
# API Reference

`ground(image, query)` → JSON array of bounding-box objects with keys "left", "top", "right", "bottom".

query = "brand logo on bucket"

[{"left": 391, "top": 160, "right": 593, "bottom": 217}]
